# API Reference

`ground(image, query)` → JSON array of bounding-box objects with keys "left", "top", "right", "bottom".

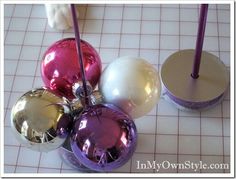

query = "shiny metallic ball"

[
  {"left": 41, "top": 38, "right": 102, "bottom": 100},
  {"left": 70, "top": 103, "right": 137, "bottom": 172},
  {"left": 11, "top": 88, "right": 73, "bottom": 152}
]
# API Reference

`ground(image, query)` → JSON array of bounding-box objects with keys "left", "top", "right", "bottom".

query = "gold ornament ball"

[{"left": 11, "top": 88, "right": 73, "bottom": 152}]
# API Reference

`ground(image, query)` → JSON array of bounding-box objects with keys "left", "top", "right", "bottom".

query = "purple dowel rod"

[
  {"left": 191, "top": 4, "right": 209, "bottom": 79},
  {"left": 71, "top": 4, "right": 89, "bottom": 105}
]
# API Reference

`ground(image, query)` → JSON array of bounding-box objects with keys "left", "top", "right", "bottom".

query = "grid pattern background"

[{"left": 4, "top": 4, "right": 230, "bottom": 173}]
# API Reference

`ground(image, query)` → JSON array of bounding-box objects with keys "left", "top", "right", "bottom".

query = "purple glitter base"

[
  {"left": 58, "top": 136, "right": 94, "bottom": 172},
  {"left": 163, "top": 86, "right": 227, "bottom": 110},
  {"left": 58, "top": 147, "right": 91, "bottom": 172}
]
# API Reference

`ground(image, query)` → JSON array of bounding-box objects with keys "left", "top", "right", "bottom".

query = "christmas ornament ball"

[
  {"left": 41, "top": 38, "right": 102, "bottom": 100},
  {"left": 11, "top": 88, "right": 72, "bottom": 152},
  {"left": 99, "top": 56, "right": 161, "bottom": 119},
  {"left": 70, "top": 103, "right": 137, "bottom": 172}
]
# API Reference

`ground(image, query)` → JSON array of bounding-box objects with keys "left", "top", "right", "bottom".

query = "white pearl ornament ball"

[{"left": 99, "top": 56, "right": 161, "bottom": 119}]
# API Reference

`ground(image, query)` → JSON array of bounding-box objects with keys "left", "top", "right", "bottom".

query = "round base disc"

[{"left": 161, "top": 49, "right": 229, "bottom": 110}]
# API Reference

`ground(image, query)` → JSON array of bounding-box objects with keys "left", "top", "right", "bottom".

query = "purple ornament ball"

[{"left": 70, "top": 104, "right": 137, "bottom": 172}]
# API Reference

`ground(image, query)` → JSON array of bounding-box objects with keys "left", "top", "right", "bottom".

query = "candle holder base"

[{"left": 160, "top": 49, "right": 229, "bottom": 111}]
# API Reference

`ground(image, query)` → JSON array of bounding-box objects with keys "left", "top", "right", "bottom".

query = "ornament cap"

[{"left": 72, "top": 81, "right": 93, "bottom": 98}]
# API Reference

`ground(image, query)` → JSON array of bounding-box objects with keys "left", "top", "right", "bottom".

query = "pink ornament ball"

[{"left": 41, "top": 38, "right": 102, "bottom": 100}]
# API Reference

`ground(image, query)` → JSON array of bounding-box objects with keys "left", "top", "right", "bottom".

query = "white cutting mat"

[{"left": 4, "top": 4, "right": 231, "bottom": 173}]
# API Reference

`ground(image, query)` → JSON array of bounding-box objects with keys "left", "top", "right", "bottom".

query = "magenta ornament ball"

[{"left": 41, "top": 38, "right": 102, "bottom": 100}]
